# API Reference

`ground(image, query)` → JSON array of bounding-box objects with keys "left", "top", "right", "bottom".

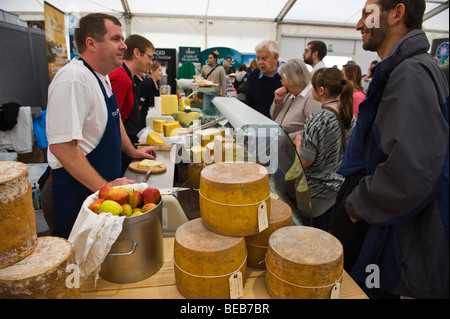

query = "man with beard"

[
  {"left": 330, "top": 0, "right": 449, "bottom": 299},
  {"left": 303, "top": 40, "right": 327, "bottom": 75}
]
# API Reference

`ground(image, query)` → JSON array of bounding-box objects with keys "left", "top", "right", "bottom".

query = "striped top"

[{"left": 300, "top": 108, "right": 355, "bottom": 198}]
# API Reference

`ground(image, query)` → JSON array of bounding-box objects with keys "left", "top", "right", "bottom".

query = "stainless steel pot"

[{"left": 99, "top": 200, "right": 164, "bottom": 284}]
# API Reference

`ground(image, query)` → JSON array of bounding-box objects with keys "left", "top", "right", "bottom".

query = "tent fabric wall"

[{"left": 131, "top": 16, "right": 276, "bottom": 54}]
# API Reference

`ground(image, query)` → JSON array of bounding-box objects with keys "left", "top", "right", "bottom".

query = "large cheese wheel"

[
  {"left": 0, "top": 236, "right": 80, "bottom": 299},
  {"left": 174, "top": 218, "right": 247, "bottom": 299},
  {"left": 246, "top": 198, "right": 293, "bottom": 268},
  {"left": 266, "top": 226, "right": 343, "bottom": 299},
  {"left": 199, "top": 162, "right": 271, "bottom": 236},
  {"left": 0, "top": 161, "right": 37, "bottom": 269}
]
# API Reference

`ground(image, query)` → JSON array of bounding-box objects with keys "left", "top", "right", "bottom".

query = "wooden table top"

[{"left": 81, "top": 237, "right": 368, "bottom": 299}]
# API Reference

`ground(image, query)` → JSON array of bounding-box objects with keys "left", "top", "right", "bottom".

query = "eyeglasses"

[{"left": 140, "top": 51, "right": 153, "bottom": 61}]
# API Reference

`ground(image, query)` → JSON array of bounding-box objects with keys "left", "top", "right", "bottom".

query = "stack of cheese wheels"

[
  {"left": 174, "top": 218, "right": 247, "bottom": 299},
  {"left": 246, "top": 198, "right": 293, "bottom": 268},
  {"left": 0, "top": 161, "right": 79, "bottom": 299},
  {"left": 0, "top": 161, "right": 37, "bottom": 268},
  {"left": 0, "top": 236, "right": 80, "bottom": 299},
  {"left": 199, "top": 162, "right": 271, "bottom": 236},
  {"left": 266, "top": 226, "right": 344, "bottom": 299}
]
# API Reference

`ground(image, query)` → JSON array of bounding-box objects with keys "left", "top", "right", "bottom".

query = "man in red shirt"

[{"left": 109, "top": 34, "right": 154, "bottom": 172}]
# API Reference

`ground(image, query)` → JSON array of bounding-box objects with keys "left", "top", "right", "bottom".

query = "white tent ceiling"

[{"left": 2, "top": 0, "right": 449, "bottom": 32}]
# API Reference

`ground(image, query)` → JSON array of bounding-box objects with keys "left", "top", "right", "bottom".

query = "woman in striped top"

[{"left": 295, "top": 67, "right": 355, "bottom": 231}]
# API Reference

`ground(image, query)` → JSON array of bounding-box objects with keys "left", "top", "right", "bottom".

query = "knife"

[{"left": 143, "top": 168, "right": 152, "bottom": 182}]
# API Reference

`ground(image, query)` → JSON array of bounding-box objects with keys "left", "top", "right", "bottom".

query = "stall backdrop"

[{"left": 0, "top": 0, "right": 448, "bottom": 107}]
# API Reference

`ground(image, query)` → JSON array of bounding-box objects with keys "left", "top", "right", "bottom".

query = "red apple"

[
  {"left": 142, "top": 202, "right": 157, "bottom": 212},
  {"left": 107, "top": 187, "right": 129, "bottom": 204},
  {"left": 99, "top": 186, "right": 113, "bottom": 199},
  {"left": 142, "top": 187, "right": 161, "bottom": 204},
  {"left": 88, "top": 198, "right": 105, "bottom": 214},
  {"left": 128, "top": 190, "right": 143, "bottom": 208}
]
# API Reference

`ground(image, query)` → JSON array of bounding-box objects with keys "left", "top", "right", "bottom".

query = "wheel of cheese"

[
  {"left": 0, "top": 236, "right": 80, "bottom": 299},
  {"left": 174, "top": 218, "right": 247, "bottom": 299},
  {"left": 0, "top": 161, "right": 37, "bottom": 269},
  {"left": 199, "top": 162, "right": 271, "bottom": 236},
  {"left": 246, "top": 198, "right": 293, "bottom": 269},
  {"left": 266, "top": 226, "right": 343, "bottom": 299}
]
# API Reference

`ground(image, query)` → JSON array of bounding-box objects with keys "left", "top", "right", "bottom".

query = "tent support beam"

[
  {"left": 424, "top": 1, "right": 449, "bottom": 21},
  {"left": 121, "top": 0, "right": 132, "bottom": 36},
  {"left": 276, "top": 0, "right": 297, "bottom": 45}
]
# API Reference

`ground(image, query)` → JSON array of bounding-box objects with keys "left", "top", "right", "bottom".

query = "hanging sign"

[{"left": 44, "top": 1, "right": 68, "bottom": 82}]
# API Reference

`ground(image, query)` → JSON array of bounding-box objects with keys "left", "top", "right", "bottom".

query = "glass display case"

[{"left": 172, "top": 97, "right": 313, "bottom": 226}]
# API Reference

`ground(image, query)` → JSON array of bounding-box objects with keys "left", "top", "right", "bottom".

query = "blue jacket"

[{"left": 338, "top": 30, "right": 449, "bottom": 298}]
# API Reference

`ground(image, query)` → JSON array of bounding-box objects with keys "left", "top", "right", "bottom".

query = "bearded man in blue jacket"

[{"left": 330, "top": 0, "right": 449, "bottom": 299}]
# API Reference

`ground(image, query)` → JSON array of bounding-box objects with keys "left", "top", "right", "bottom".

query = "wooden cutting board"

[
  {"left": 128, "top": 162, "right": 167, "bottom": 174},
  {"left": 135, "top": 143, "right": 173, "bottom": 151}
]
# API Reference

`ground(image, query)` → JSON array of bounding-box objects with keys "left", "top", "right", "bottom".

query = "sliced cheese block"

[
  {"left": 137, "top": 159, "right": 164, "bottom": 170},
  {"left": 161, "top": 95, "right": 178, "bottom": 115},
  {"left": 246, "top": 198, "right": 293, "bottom": 268},
  {"left": 153, "top": 119, "right": 166, "bottom": 133},
  {"left": 199, "top": 128, "right": 224, "bottom": 147},
  {"left": 174, "top": 218, "right": 247, "bottom": 299},
  {"left": 190, "top": 145, "right": 213, "bottom": 164},
  {"left": 199, "top": 162, "right": 271, "bottom": 236},
  {"left": 163, "top": 122, "right": 180, "bottom": 137},
  {"left": 0, "top": 236, "right": 80, "bottom": 299},
  {"left": 0, "top": 161, "right": 37, "bottom": 269},
  {"left": 266, "top": 226, "right": 344, "bottom": 299},
  {"left": 146, "top": 132, "right": 165, "bottom": 145}
]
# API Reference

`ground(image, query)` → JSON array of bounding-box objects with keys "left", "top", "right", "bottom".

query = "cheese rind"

[
  {"left": 0, "top": 236, "right": 80, "bottom": 299},
  {"left": 174, "top": 218, "right": 247, "bottom": 299},
  {"left": 266, "top": 226, "right": 344, "bottom": 299},
  {"left": 199, "top": 162, "right": 271, "bottom": 236},
  {"left": 0, "top": 161, "right": 37, "bottom": 269},
  {"left": 246, "top": 198, "right": 293, "bottom": 268}
]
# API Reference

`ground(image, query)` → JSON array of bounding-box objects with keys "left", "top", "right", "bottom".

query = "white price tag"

[
  {"left": 330, "top": 282, "right": 341, "bottom": 299},
  {"left": 229, "top": 271, "right": 244, "bottom": 299},
  {"left": 258, "top": 201, "right": 269, "bottom": 232}
]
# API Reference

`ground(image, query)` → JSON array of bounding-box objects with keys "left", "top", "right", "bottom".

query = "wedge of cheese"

[
  {"left": 266, "top": 226, "right": 344, "bottom": 299},
  {"left": 153, "top": 120, "right": 166, "bottom": 133},
  {"left": 146, "top": 133, "right": 165, "bottom": 145},
  {"left": 163, "top": 122, "right": 180, "bottom": 137},
  {"left": 137, "top": 159, "right": 164, "bottom": 170},
  {"left": 174, "top": 218, "right": 247, "bottom": 299}
]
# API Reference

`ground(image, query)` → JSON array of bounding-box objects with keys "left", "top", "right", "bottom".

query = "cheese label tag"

[
  {"left": 330, "top": 282, "right": 341, "bottom": 299},
  {"left": 258, "top": 201, "right": 269, "bottom": 232},
  {"left": 229, "top": 271, "right": 244, "bottom": 299}
]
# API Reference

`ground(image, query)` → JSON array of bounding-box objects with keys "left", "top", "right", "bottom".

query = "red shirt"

[{"left": 109, "top": 66, "right": 134, "bottom": 121}]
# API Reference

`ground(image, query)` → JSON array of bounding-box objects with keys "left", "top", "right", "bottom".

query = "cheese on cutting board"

[
  {"left": 137, "top": 159, "right": 164, "bottom": 170},
  {"left": 199, "top": 162, "right": 271, "bottom": 236},
  {"left": 266, "top": 226, "right": 344, "bottom": 299},
  {"left": 153, "top": 119, "right": 166, "bottom": 133},
  {"left": 146, "top": 133, "right": 165, "bottom": 145},
  {"left": 161, "top": 95, "right": 178, "bottom": 115},
  {"left": 0, "top": 236, "right": 80, "bottom": 299},
  {"left": 246, "top": 198, "right": 293, "bottom": 268},
  {"left": 0, "top": 161, "right": 37, "bottom": 269},
  {"left": 174, "top": 218, "right": 247, "bottom": 299}
]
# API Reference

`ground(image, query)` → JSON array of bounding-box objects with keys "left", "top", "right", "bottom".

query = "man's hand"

[{"left": 132, "top": 146, "right": 157, "bottom": 160}]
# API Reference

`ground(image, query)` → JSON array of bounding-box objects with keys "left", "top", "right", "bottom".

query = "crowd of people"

[{"left": 42, "top": 0, "right": 448, "bottom": 300}]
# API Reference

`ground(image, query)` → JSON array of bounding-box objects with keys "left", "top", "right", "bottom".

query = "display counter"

[{"left": 80, "top": 237, "right": 368, "bottom": 299}]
